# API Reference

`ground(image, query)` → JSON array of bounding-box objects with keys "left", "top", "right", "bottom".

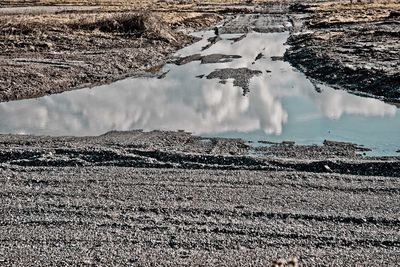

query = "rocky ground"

[
  {"left": 284, "top": 1, "right": 400, "bottom": 104},
  {"left": 0, "top": 131, "right": 399, "bottom": 266}
]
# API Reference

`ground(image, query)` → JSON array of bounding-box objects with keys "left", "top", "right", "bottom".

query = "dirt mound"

[{"left": 73, "top": 12, "right": 179, "bottom": 44}]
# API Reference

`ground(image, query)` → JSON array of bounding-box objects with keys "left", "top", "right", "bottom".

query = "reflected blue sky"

[{"left": 0, "top": 31, "right": 398, "bottom": 154}]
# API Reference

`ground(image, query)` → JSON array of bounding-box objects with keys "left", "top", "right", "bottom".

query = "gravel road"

[{"left": 0, "top": 131, "right": 399, "bottom": 266}]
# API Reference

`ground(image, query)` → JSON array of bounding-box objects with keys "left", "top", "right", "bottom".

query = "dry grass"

[
  {"left": 71, "top": 12, "right": 148, "bottom": 34},
  {"left": 0, "top": 0, "right": 270, "bottom": 6},
  {"left": 0, "top": 10, "right": 184, "bottom": 42},
  {"left": 306, "top": 0, "right": 400, "bottom": 26},
  {"left": 313, "top": 0, "right": 400, "bottom": 11}
]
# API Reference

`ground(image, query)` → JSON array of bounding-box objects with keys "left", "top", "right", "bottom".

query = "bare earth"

[
  {"left": 0, "top": 131, "right": 400, "bottom": 266},
  {"left": 1, "top": 1, "right": 400, "bottom": 266}
]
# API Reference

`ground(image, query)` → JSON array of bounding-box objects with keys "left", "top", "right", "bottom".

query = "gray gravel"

[{"left": 0, "top": 131, "right": 399, "bottom": 266}]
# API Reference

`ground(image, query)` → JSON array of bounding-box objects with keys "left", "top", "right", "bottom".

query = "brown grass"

[
  {"left": 0, "top": 0, "right": 269, "bottom": 6},
  {"left": 71, "top": 12, "right": 148, "bottom": 34},
  {"left": 306, "top": 0, "right": 400, "bottom": 26}
]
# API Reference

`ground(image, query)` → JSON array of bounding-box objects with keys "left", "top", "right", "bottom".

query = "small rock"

[
  {"left": 255, "top": 52, "right": 264, "bottom": 61},
  {"left": 287, "top": 257, "right": 299, "bottom": 267},
  {"left": 324, "top": 165, "right": 333, "bottom": 172},
  {"left": 271, "top": 258, "right": 286, "bottom": 267},
  {"left": 271, "top": 56, "right": 284, "bottom": 61}
]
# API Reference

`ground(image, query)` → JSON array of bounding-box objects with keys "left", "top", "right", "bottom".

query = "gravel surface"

[{"left": 0, "top": 131, "right": 399, "bottom": 266}]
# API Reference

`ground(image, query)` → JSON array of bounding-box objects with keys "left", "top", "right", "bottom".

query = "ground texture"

[
  {"left": 1, "top": 1, "right": 400, "bottom": 266},
  {"left": 284, "top": 1, "right": 400, "bottom": 104},
  {"left": 0, "top": 131, "right": 399, "bottom": 266}
]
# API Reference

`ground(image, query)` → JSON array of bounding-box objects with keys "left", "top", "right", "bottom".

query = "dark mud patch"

[
  {"left": 256, "top": 140, "right": 371, "bottom": 160},
  {"left": 252, "top": 52, "right": 264, "bottom": 64},
  {"left": 271, "top": 56, "right": 284, "bottom": 61},
  {"left": 174, "top": 54, "right": 241, "bottom": 65},
  {"left": 206, "top": 67, "right": 262, "bottom": 95},
  {"left": 201, "top": 35, "right": 222, "bottom": 51},
  {"left": 227, "top": 33, "right": 246, "bottom": 43},
  {"left": 288, "top": 3, "right": 311, "bottom": 13}
]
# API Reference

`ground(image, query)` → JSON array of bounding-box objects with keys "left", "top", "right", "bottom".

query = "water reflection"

[{"left": 0, "top": 32, "right": 398, "bottom": 154}]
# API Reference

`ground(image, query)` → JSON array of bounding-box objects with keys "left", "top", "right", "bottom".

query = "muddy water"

[{"left": 0, "top": 31, "right": 399, "bottom": 155}]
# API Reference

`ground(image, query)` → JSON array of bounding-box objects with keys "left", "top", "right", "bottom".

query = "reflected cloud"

[{"left": 313, "top": 86, "right": 397, "bottom": 119}]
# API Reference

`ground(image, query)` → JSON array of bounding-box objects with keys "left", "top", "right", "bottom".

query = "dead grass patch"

[{"left": 71, "top": 12, "right": 148, "bottom": 34}]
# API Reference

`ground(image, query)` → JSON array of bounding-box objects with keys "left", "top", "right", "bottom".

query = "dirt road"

[{"left": 0, "top": 131, "right": 399, "bottom": 266}]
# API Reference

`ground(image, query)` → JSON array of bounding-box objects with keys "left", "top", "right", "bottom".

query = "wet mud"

[
  {"left": 206, "top": 68, "right": 263, "bottom": 95},
  {"left": 174, "top": 54, "right": 241, "bottom": 65},
  {"left": 284, "top": 1, "right": 400, "bottom": 103}
]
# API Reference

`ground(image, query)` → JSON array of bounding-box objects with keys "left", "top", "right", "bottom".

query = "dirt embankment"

[{"left": 284, "top": 1, "right": 400, "bottom": 104}]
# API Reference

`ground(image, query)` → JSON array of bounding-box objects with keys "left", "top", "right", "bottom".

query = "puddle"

[{"left": 0, "top": 31, "right": 399, "bottom": 155}]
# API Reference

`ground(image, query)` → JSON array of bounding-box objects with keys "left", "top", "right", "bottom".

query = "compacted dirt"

[{"left": 0, "top": 131, "right": 399, "bottom": 266}]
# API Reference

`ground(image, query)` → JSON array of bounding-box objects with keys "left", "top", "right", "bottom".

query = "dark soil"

[{"left": 174, "top": 54, "right": 242, "bottom": 65}]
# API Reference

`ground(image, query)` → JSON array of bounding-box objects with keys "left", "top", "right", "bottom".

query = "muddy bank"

[
  {"left": 0, "top": 130, "right": 399, "bottom": 177},
  {"left": 0, "top": 131, "right": 399, "bottom": 266},
  {"left": 0, "top": 8, "right": 221, "bottom": 102},
  {"left": 284, "top": 1, "right": 400, "bottom": 103}
]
